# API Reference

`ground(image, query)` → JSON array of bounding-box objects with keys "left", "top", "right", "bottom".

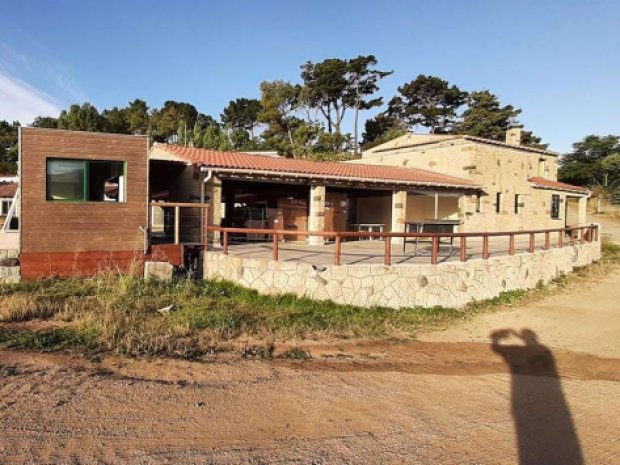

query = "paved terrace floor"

[{"left": 208, "top": 234, "right": 580, "bottom": 266}]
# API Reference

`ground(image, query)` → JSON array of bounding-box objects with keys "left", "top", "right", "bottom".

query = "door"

[
  {"left": 279, "top": 197, "right": 308, "bottom": 241},
  {"left": 325, "top": 192, "right": 348, "bottom": 232}
]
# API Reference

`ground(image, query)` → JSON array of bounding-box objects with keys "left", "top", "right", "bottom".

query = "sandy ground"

[
  {"left": 1, "top": 215, "right": 619, "bottom": 464},
  {"left": 592, "top": 212, "right": 620, "bottom": 243}
]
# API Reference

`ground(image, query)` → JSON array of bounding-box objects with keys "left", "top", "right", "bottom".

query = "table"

[
  {"left": 403, "top": 220, "right": 460, "bottom": 254},
  {"left": 351, "top": 223, "right": 385, "bottom": 240}
]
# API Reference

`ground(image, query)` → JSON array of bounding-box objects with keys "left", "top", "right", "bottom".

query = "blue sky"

[{"left": 0, "top": 0, "right": 618, "bottom": 152}]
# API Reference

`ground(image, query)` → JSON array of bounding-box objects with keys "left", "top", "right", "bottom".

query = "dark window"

[
  {"left": 46, "top": 159, "right": 125, "bottom": 202},
  {"left": 551, "top": 194, "right": 561, "bottom": 219},
  {"left": 1, "top": 199, "right": 11, "bottom": 215},
  {"left": 514, "top": 194, "right": 521, "bottom": 214},
  {"left": 476, "top": 193, "right": 482, "bottom": 213},
  {"left": 495, "top": 192, "right": 502, "bottom": 213}
]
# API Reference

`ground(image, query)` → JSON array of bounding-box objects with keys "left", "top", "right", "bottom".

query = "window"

[
  {"left": 514, "top": 194, "right": 521, "bottom": 214},
  {"left": 46, "top": 158, "right": 125, "bottom": 202},
  {"left": 1, "top": 199, "right": 11, "bottom": 215},
  {"left": 551, "top": 194, "right": 561, "bottom": 219},
  {"left": 495, "top": 192, "right": 503, "bottom": 213},
  {"left": 475, "top": 193, "right": 482, "bottom": 213},
  {"left": 538, "top": 159, "right": 546, "bottom": 177}
]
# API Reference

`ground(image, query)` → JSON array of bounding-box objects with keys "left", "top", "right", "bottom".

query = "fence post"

[
  {"left": 174, "top": 206, "right": 180, "bottom": 245},
  {"left": 482, "top": 235, "right": 490, "bottom": 259},
  {"left": 431, "top": 236, "right": 439, "bottom": 264},
  {"left": 544, "top": 231, "right": 550, "bottom": 250},
  {"left": 558, "top": 230, "right": 564, "bottom": 248},
  {"left": 272, "top": 231, "right": 279, "bottom": 261},
  {"left": 223, "top": 230, "right": 229, "bottom": 255},
  {"left": 460, "top": 236, "right": 467, "bottom": 262},
  {"left": 334, "top": 234, "right": 341, "bottom": 266},
  {"left": 384, "top": 233, "right": 392, "bottom": 266},
  {"left": 509, "top": 234, "right": 515, "bottom": 255},
  {"left": 529, "top": 233, "right": 535, "bottom": 253},
  {"left": 570, "top": 229, "right": 575, "bottom": 246}
]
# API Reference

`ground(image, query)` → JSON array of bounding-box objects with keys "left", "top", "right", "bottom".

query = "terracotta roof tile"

[
  {"left": 529, "top": 177, "right": 589, "bottom": 194},
  {"left": 156, "top": 144, "right": 480, "bottom": 190},
  {"left": 0, "top": 182, "right": 17, "bottom": 198}
]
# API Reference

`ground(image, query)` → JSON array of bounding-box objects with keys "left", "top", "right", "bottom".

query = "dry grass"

[{"left": 0, "top": 241, "right": 617, "bottom": 358}]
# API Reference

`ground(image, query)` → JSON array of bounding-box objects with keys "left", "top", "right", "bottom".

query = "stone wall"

[
  {"left": 349, "top": 137, "right": 575, "bottom": 233},
  {"left": 204, "top": 240, "right": 601, "bottom": 309},
  {"left": 0, "top": 249, "right": 19, "bottom": 283}
]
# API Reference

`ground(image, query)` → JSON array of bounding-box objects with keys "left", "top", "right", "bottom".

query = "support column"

[
  {"left": 457, "top": 194, "right": 468, "bottom": 232},
  {"left": 391, "top": 190, "right": 407, "bottom": 245},
  {"left": 204, "top": 175, "right": 222, "bottom": 245},
  {"left": 308, "top": 185, "right": 326, "bottom": 245},
  {"left": 577, "top": 196, "right": 588, "bottom": 225}
]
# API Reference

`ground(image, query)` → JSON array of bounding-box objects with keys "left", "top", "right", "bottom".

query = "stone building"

[{"left": 347, "top": 128, "right": 590, "bottom": 232}]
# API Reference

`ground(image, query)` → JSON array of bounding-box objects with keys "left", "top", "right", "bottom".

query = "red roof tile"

[
  {"left": 0, "top": 182, "right": 17, "bottom": 198},
  {"left": 156, "top": 144, "right": 480, "bottom": 190},
  {"left": 529, "top": 177, "right": 589, "bottom": 194}
]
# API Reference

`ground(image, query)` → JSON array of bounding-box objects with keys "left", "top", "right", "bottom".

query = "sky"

[{"left": 0, "top": 0, "right": 618, "bottom": 153}]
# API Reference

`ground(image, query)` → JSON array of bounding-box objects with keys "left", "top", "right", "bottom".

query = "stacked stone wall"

[{"left": 204, "top": 241, "right": 601, "bottom": 309}]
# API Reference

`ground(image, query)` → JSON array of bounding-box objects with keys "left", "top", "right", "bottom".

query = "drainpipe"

[{"left": 200, "top": 168, "right": 213, "bottom": 243}]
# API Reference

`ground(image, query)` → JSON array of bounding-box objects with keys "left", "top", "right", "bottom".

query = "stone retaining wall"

[
  {"left": 0, "top": 248, "right": 19, "bottom": 283},
  {"left": 0, "top": 266, "right": 20, "bottom": 284},
  {"left": 204, "top": 241, "right": 601, "bottom": 309}
]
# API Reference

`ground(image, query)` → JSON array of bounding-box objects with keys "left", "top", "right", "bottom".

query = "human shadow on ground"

[{"left": 491, "top": 328, "right": 584, "bottom": 465}]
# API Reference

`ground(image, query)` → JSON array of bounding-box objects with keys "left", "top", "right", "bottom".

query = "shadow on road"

[{"left": 491, "top": 328, "right": 584, "bottom": 465}]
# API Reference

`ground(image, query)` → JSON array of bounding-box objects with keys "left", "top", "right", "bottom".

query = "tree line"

[{"left": 0, "top": 54, "right": 617, "bottom": 191}]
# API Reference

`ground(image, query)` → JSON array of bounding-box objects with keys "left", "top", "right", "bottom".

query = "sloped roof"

[
  {"left": 529, "top": 177, "right": 589, "bottom": 194},
  {"left": 365, "top": 133, "right": 558, "bottom": 156},
  {"left": 151, "top": 144, "right": 481, "bottom": 190},
  {"left": 0, "top": 182, "right": 17, "bottom": 198}
]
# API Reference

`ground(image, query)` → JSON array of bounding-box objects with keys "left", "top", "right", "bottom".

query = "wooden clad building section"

[{"left": 19, "top": 128, "right": 150, "bottom": 278}]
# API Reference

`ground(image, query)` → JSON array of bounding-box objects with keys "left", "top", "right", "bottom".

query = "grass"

[
  {"left": 0, "top": 240, "right": 618, "bottom": 359},
  {"left": 0, "top": 275, "right": 464, "bottom": 357}
]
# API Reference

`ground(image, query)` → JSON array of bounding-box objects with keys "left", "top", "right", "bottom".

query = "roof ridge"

[
  {"left": 367, "top": 134, "right": 558, "bottom": 156},
  {"left": 152, "top": 144, "right": 480, "bottom": 189}
]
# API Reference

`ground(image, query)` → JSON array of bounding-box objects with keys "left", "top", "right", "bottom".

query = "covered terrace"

[{"left": 148, "top": 144, "right": 482, "bottom": 246}]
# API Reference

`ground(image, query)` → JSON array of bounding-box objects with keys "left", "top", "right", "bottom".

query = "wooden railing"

[
  {"left": 204, "top": 224, "right": 599, "bottom": 266},
  {"left": 149, "top": 202, "right": 210, "bottom": 245}
]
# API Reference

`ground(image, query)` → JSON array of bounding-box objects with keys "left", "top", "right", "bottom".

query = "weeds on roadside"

[{"left": 0, "top": 240, "right": 616, "bottom": 358}]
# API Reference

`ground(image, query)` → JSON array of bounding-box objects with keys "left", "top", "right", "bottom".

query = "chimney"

[{"left": 505, "top": 127, "right": 522, "bottom": 146}]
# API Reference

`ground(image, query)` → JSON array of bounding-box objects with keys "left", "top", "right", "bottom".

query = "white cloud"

[{"left": 0, "top": 71, "right": 61, "bottom": 124}]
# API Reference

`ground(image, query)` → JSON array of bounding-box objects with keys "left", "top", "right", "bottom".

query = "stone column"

[
  {"left": 577, "top": 196, "right": 588, "bottom": 225},
  {"left": 391, "top": 190, "right": 407, "bottom": 245},
  {"left": 457, "top": 194, "right": 469, "bottom": 232},
  {"left": 204, "top": 175, "right": 222, "bottom": 244},
  {"left": 308, "top": 184, "right": 326, "bottom": 245}
]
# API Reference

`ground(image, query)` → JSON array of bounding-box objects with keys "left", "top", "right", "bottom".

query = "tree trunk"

[{"left": 353, "top": 101, "right": 360, "bottom": 155}]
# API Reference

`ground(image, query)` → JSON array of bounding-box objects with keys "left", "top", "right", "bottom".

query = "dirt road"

[{"left": 1, "top": 269, "right": 619, "bottom": 464}]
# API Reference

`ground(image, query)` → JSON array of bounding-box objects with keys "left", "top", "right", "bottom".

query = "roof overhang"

[
  {"left": 528, "top": 177, "right": 590, "bottom": 196},
  {"left": 198, "top": 165, "right": 483, "bottom": 192}
]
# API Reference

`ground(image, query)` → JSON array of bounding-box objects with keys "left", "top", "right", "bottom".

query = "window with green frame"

[{"left": 46, "top": 158, "right": 126, "bottom": 202}]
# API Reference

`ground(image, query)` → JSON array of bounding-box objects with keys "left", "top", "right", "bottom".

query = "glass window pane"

[
  {"left": 87, "top": 161, "right": 125, "bottom": 202},
  {"left": 46, "top": 159, "right": 85, "bottom": 200}
]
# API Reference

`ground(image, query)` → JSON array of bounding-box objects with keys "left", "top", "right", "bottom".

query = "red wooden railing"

[{"left": 204, "top": 224, "right": 599, "bottom": 267}]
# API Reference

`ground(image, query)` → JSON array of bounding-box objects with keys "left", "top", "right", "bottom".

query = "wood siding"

[
  {"left": 20, "top": 128, "right": 149, "bottom": 254},
  {"left": 20, "top": 244, "right": 184, "bottom": 280}
]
